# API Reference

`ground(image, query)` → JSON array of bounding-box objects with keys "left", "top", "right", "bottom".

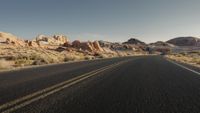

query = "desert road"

[{"left": 0, "top": 56, "right": 200, "bottom": 113}]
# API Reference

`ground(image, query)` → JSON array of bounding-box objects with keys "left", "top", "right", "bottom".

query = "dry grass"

[
  {"left": 0, "top": 59, "right": 12, "bottom": 70},
  {"left": 166, "top": 51, "right": 200, "bottom": 68},
  {"left": 0, "top": 44, "right": 146, "bottom": 70},
  {"left": 0, "top": 45, "right": 97, "bottom": 69}
]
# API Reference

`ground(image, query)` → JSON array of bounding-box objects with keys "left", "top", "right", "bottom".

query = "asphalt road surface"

[{"left": 0, "top": 56, "right": 200, "bottom": 113}]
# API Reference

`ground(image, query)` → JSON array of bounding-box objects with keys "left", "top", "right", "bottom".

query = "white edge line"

[{"left": 167, "top": 59, "right": 200, "bottom": 75}]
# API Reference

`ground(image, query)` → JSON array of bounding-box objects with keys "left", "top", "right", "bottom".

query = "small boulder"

[{"left": 32, "top": 60, "right": 48, "bottom": 65}]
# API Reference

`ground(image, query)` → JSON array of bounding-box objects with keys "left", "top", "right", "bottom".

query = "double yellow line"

[{"left": 0, "top": 59, "right": 131, "bottom": 113}]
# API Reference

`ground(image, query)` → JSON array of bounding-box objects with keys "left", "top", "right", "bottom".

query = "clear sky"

[{"left": 0, "top": 0, "right": 200, "bottom": 43}]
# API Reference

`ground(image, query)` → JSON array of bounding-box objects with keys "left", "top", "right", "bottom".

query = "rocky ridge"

[{"left": 0, "top": 32, "right": 145, "bottom": 70}]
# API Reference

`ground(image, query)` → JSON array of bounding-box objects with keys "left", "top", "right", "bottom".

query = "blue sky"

[{"left": 0, "top": 0, "right": 200, "bottom": 43}]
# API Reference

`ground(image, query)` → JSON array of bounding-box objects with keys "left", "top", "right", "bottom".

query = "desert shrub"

[
  {"left": 97, "top": 53, "right": 109, "bottom": 58},
  {"left": 32, "top": 59, "right": 49, "bottom": 65},
  {"left": 9, "top": 54, "right": 29, "bottom": 60},
  {"left": 63, "top": 54, "right": 86, "bottom": 62},
  {"left": 197, "top": 61, "right": 200, "bottom": 65},
  {"left": 84, "top": 56, "right": 94, "bottom": 60},
  {"left": 63, "top": 55, "right": 76, "bottom": 62},
  {"left": 189, "top": 51, "right": 199, "bottom": 54},
  {"left": 93, "top": 53, "right": 101, "bottom": 56},
  {"left": 15, "top": 59, "right": 32, "bottom": 67},
  {"left": 175, "top": 54, "right": 183, "bottom": 57},
  {"left": 180, "top": 52, "right": 187, "bottom": 55},
  {"left": 29, "top": 53, "right": 45, "bottom": 60},
  {"left": 29, "top": 53, "right": 60, "bottom": 64}
]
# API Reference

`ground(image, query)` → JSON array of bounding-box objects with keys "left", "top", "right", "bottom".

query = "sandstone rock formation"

[
  {"left": 53, "top": 35, "right": 69, "bottom": 44},
  {"left": 80, "top": 42, "right": 94, "bottom": 52},
  {"left": 167, "top": 37, "right": 200, "bottom": 46},
  {"left": 35, "top": 35, "right": 53, "bottom": 46},
  {"left": 35, "top": 35, "right": 49, "bottom": 42},
  {"left": 35, "top": 34, "right": 69, "bottom": 46},
  {"left": 72, "top": 40, "right": 104, "bottom": 52},
  {"left": 93, "top": 41, "right": 104, "bottom": 51},
  {"left": 0, "top": 32, "right": 26, "bottom": 47},
  {"left": 28, "top": 41, "right": 39, "bottom": 47}
]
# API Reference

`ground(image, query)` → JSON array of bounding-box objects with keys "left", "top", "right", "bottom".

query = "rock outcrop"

[
  {"left": 28, "top": 41, "right": 39, "bottom": 47},
  {"left": 72, "top": 40, "right": 104, "bottom": 52},
  {"left": 35, "top": 34, "right": 69, "bottom": 46},
  {"left": 80, "top": 42, "right": 94, "bottom": 52},
  {"left": 53, "top": 35, "right": 69, "bottom": 45},
  {"left": 99, "top": 40, "right": 136, "bottom": 51},
  {"left": 0, "top": 32, "right": 26, "bottom": 47},
  {"left": 166, "top": 37, "right": 200, "bottom": 46},
  {"left": 93, "top": 41, "right": 104, "bottom": 51}
]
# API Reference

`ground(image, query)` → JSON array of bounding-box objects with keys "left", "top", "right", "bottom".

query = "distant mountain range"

[{"left": 123, "top": 37, "right": 200, "bottom": 47}]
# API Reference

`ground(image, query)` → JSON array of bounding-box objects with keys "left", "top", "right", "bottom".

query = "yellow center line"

[{"left": 0, "top": 59, "right": 132, "bottom": 113}]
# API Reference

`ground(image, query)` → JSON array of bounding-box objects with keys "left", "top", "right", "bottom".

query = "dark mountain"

[
  {"left": 166, "top": 37, "right": 200, "bottom": 46},
  {"left": 123, "top": 38, "right": 146, "bottom": 45},
  {"left": 149, "top": 41, "right": 175, "bottom": 47}
]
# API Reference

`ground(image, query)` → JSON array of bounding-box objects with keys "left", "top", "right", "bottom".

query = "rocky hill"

[
  {"left": 149, "top": 41, "right": 175, "bottom": 47},
  {"left": 166, "top": 37, "right": 200, "bottom": 47},
  {"left": 0, "top": 32, "right": 26, "bottom": 47},
  {"left": 123, "top": 38, "right": 146, "bottom": 45},
  {"left": 147, "top": 41, "right": 175, "bottom": 54}
]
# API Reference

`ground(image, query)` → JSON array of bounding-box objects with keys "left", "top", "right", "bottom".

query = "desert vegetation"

[
  {"left": 166, "top": 51, "right": 200, "bottom": 68},
  {"left": 0, "top": 45, "right": 98, "bottom": 70}
]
